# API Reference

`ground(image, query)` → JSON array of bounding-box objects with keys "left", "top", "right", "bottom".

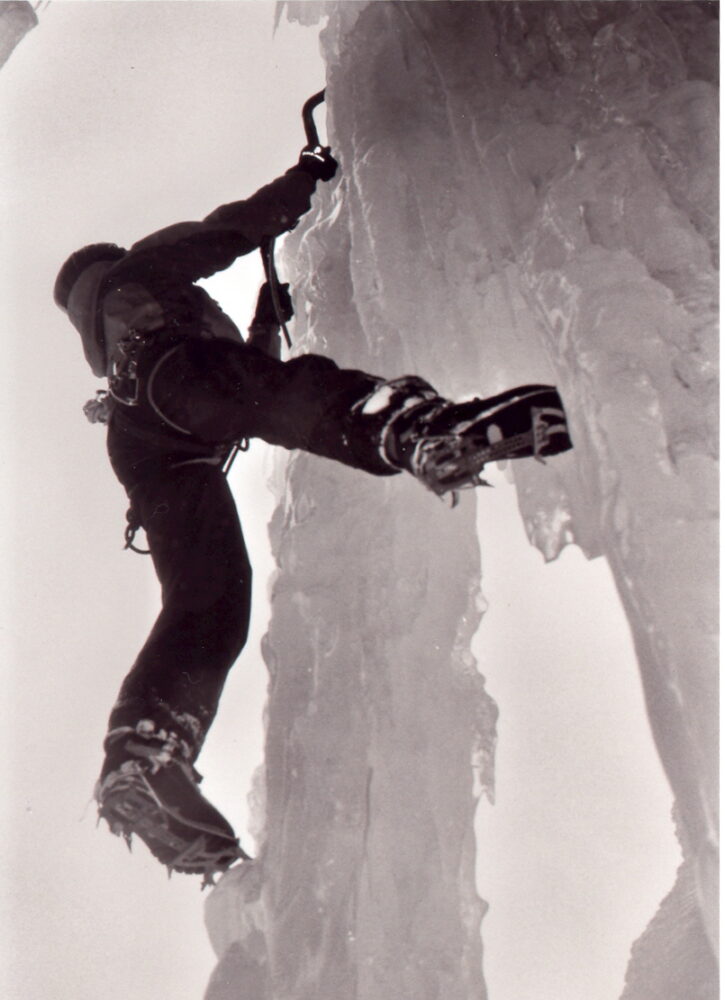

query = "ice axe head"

[{"left": 302, "top": 88, "right": 326, "bottom": 148}]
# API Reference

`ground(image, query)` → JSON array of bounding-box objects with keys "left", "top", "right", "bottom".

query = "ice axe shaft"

[
  {"left": 261, "top": 236, "right": 292, "bottom": 350},
  {"left": 302, "top": 89, "right": 326, "bottom": 148},
  {"left": 259, "top": 89, "right": 327, "bottom": 352}
]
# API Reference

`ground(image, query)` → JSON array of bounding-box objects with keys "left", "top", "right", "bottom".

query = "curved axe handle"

[{"left": 302, "top": 89, "right": 326, "bottom": 148}]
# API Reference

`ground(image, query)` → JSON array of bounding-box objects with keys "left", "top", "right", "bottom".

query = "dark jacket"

[
  {"left": 75, "top": 169, "right": 317, "bottom": 492},
  {"left": 65, "top": 169, "right": 317, "bottom": 377}
]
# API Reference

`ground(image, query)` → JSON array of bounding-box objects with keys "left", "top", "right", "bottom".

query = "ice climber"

[{"left": 54, "top": 143, "right": 572, "bottom": 885}]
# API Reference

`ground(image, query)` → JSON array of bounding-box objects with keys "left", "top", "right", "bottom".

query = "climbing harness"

[{"left": 107, "top": 329, "right": 153, "bottom": 406}]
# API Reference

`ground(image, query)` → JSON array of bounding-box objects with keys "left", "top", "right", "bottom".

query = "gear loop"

[{"left": 124, "top": 505, "right": 151, "bottom": 555}]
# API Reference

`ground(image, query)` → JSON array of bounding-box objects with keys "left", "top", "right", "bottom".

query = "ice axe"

[
  {"left": 261, "top": 88, "right": 327, "bottom": 349},
  {"left": 302, "top": 88, "right": 326, "bottom": 149}
]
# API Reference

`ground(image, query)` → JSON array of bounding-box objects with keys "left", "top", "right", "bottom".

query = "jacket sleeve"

[{"left": 125, "top": 170, "right": 317, "bottom": 283}]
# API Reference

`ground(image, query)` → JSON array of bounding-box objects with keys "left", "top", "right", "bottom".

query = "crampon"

[
  {"left": 97, "top": 760, "right": 250, "bottom": 889},
  {"left": 407, "top": 387, "right": 571, "bottom": 501}
]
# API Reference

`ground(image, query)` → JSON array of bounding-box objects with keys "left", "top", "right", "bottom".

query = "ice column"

[{"left": 205, "top": 4, "right": 718, "bottom": 998}]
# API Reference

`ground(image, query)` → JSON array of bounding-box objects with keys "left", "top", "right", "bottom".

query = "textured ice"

[{"left": 205, "top": 4, "right": 718, "bottom": 999}]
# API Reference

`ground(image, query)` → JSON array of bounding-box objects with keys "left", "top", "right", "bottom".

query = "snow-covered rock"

[{"left": 205, "top": 4, "right": 718, "bottom": 998}]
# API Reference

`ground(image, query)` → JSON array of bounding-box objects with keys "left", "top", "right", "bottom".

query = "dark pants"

[{"left": 105, "top": 336, "right": 399, "bottom": 762}]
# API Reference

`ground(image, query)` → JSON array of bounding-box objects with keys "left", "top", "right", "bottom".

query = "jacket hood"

[{"left": 65, "top": 260, "right": 119, "bottom": 377}]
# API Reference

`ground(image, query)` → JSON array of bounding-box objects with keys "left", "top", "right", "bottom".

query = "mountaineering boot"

[
  {"left": 385, "top": 383, "right": 572, "bottom": 496},
  {"left": 96, "top": 721, "right": 249, "bottom": 886},
  {"left": 355, "top": 379, "right": 572, "bottom": 498}
]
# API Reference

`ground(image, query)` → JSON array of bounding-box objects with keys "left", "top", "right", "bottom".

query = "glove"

[
  {"left": 253, "top": 281, "right": 294, "bottom": 325},
  {"left": 295, "top": 145, "right": 338, "bottom": 183}
]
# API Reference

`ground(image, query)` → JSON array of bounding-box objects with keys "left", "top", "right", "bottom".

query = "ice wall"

[{"left": 205, "top": 4, "right": 718, "bottom": 999}]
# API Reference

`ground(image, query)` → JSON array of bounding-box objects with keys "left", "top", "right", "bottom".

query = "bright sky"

[
  {"left": 1, "top": 4, "right": 326, "bottom": 998},
  {"left": 1, "top": 4, "right": 681, "bottom": 1000},
  {"left": 473, "top": 470, "right": 680, "bottom": 1000}
]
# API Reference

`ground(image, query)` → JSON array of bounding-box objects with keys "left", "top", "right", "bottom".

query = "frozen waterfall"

[{"left": 204, "top": 4, "right": 718, "bottom": 999}]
